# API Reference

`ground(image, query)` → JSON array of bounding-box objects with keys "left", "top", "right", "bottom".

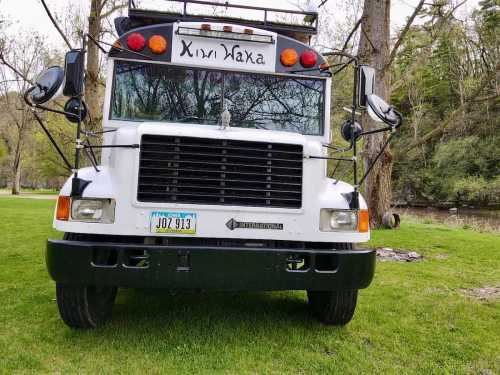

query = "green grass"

[
  {"left": 0, "top": 188, "right": 58, "bottom": 196},
  {"left": 0, "top": 198, "right": 499, "bottom": 374}
]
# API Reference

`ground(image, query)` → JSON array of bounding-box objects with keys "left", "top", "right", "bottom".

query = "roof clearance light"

[
  {"left": 280, "top": 48, "right": 298, "bottom": 67},
  {"left": 300, "top": 50, "right": 317, "bottom": 68},
  {"left": 177, "top": 26, "right": 274, "bottom": 44},
  {"left": 127, "top": 33, "right": 146, "bottom": 51},
  {"left": 148, "top": 35, "right": 167, "bottom": 54}
]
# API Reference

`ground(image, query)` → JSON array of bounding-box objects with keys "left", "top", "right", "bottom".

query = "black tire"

[
  {"left": 55, "top": 233, "right": 117, "bottom": 329},
  {"left": 307, "top": 289, "right": 358, "bottom": 326},
  {"left": 307, "top": 242, "right": 358, "bottom": 326},
  {"left": 56, "top": 283, "right": 117, "bottom": 329}
]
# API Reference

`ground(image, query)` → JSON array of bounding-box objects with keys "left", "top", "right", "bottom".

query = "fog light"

[
  {"left": 320, "top": 209, "right": 358, "bottom": 232},
  {"left": 71, "top": 199, "right": 115, "bottom": 223}
]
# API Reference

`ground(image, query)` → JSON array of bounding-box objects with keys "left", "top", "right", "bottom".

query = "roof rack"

[{"left": 128, "top": 0, "right": 318, "bottom": 39}]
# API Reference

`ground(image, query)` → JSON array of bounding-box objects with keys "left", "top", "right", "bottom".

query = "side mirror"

[
  {"left": 340, "top": 119, "right": 363, "bottom": 142},
  {"left": 64, "top": 97, "right": 88, "bottom": 123},
  {"left": 366, "top": 94, "right": 402, "bottom": 127},
  {"left": 63, "top": 50, "right": 85, "bottom": 97},
  {"left": 30, "top": 66, "right": 65, "bottom": 105},
  {"left": 356, "top": 65, "right": 375, "bottom": 108}
]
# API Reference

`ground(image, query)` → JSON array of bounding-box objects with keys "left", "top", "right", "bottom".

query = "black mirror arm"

[
  {"left": 322, "top": 142, "right": 354, "bottom": 154},
  {"left": 31, "top": 110, "right": 74, "bottom": 172},
  {"left": 357, "top": 133, "right": 394, "bottom": 188},
  {"left": 24, "top": 86, "right": 77, "bottom": 172},
  {"left": 24, "top": 86, "right": 81, "bottom": 120}
]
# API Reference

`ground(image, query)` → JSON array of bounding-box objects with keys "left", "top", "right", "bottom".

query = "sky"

[{"left": 1, "top": 0, "right": 479, "bottom": 51}]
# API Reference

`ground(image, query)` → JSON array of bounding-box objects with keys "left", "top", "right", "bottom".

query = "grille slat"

[
  {"left": 139, "top": 158, "right": 303, "bottom": 171},
  {"left": 139, "top": 183, "right": 302, "bottom": 194},
  {"left": 139, "top": 166, "right": 302, "bottom": 180},
  {"left": 141, "top": 150, "right": 303, "bottom": 164},
  {"left": 141, "top": 140, "right": 303, "bottom": 155},
  {"left": 138, "top": 135, "right": 303, "bottom": 208},
  {"left": 139, "top": 175, "right": 302, "bottom": 187}
]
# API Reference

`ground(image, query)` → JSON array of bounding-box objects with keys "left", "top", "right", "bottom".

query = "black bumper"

[{"left": 46, "top": 239, "right": 376, "bottom": 291}]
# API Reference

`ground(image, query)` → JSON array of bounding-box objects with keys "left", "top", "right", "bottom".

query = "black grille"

[{"left": 137, "top": 135, "right": 303, "bottom": 208}]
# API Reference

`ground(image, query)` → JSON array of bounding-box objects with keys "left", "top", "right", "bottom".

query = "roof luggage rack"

[{"left": 127, "top": 0, "right": 318, "bottom": 40}]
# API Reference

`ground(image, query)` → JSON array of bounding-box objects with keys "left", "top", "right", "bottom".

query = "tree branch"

[
  {"left": 391, "top": 0, "right": 469, "bottom": 92},
  {"left": 401, "top": 63, "right": 499, "bottom": 153},
  {"left": 40, "top": 0, "right": 73, "bottom": 50},
  {"left": 385, "top": 0, "right": 426, "bottom": 70},
  {"left": 341, "top": 17, "right": 362, "bottom": 54},
  {"left": 99, "top": 3, "right": 127, "bottom": 19},
  {"left": 0, "top": 54, "right": 34, "bottom": 85}
]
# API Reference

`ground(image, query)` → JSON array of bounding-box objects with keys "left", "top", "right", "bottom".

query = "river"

[{"left": 393, "top": 207, "right": 500, "bottom": 232}]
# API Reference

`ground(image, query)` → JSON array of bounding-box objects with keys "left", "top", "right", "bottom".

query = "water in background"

[{"left": 394, "top": 207, "right": 500, "bottom": 232}]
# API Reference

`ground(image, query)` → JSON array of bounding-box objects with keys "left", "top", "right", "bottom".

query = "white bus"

[{"left": 27, "top": 0, "right": 402, "bottom": 329}]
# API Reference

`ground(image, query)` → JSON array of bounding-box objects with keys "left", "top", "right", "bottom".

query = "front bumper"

[{"left": 46, "top": 239, "right": 376, "bottom": 291}]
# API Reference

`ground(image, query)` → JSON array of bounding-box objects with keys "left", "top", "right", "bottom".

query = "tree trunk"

[
  {"left": 11, "top": 135, "right": 22, "bottom": 195},
  {"left": 85, "top": 0, "right": 103, "bottom": 132},
  {"left": 357, "top": 0, "right": 393, "bottom": 228}
]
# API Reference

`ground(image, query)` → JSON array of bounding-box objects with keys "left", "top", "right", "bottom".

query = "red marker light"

[
  {"left": 223, "top": 25, "right": 233, "bottom": 32},
  {"left": 127, "top": 33, "right": 145, "bottom": 51},
  {"left": 300, "top": 50, "right": 317, "bottom": 68}
]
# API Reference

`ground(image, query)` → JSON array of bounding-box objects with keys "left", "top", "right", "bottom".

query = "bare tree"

[
  {"left": 86, "top": 0, "right": 127, "bottom": 131},
  {"left": 0, "top": 32, "right": 47, "bottom": 194},
  {"left": 356, "top": 0, "right": 393, "bottom": 227},
  {"left": 356, "top": 0, "right": 428, "bottom": 227}
]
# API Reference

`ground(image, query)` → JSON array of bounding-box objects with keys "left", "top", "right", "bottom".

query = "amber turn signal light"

[
  {"left": 56, "top": 196, "right": 70, "bottom": 221},
  {"left": 148, "top": 35, "right": 168, "bottom": 54},
  {"left": 358, "top": 209, "right": 369, "bottom": 233},
  {"left": 280, "top": 48, "right": 298, "bottom": 67}
]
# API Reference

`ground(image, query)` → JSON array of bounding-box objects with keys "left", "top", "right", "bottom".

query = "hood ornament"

[{"left": 220, "top": 108, "right": 231, "bottom": 130}]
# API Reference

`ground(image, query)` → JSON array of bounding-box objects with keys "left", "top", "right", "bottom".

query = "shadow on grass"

[
  {"left": 114, "top": 288, "right": 313, "bottom": 326},
  {"left": 56, "top": 289, "right": 340, "bottom": 350}
]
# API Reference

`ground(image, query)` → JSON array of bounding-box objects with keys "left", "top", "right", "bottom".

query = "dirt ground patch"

[
  {"left": 460, "top": 286, "right": 500, "bottom": 301},
  {"left": 376, "top": 247, "right": 423, "bottom": 262}
]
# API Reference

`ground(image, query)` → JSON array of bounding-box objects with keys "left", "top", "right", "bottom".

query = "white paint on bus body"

[{"left": 171, "top": 22, "right": 277, "bottom": 73}]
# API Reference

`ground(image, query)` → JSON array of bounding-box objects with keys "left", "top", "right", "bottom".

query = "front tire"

[
  {"left": 56, "top": 284, "right": 117, "bottom": 329},
  {"left": 307, "top": 242, "right": 358, "bottom": 325},
  {"left": 55, "top": 233, "right": 117, "bottom": 329},
  {"left": 307, "top": 289, "right": 358, "bottom": 325}
]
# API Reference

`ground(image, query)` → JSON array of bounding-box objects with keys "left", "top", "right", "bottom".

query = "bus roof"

[{"left": 120, "top": 0, "right": 318, "bottom": 43}]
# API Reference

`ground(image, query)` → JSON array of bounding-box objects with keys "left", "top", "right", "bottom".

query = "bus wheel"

[
  {"left": 55, "top": 233, "right": 117, "bottom": 329},
  {"left": 307, "top": 290, "right": 358, "bottom": 326},
  {"left": 56, "top": 283, "right": 117, "bottom": 329}
]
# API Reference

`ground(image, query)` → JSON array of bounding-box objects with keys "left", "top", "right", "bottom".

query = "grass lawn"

[
  {"left": 0, "top": 198, "right": 498, "bottom": 374},
  {"left": 0, "top": 188, "right": 58, "bottom": 195}
]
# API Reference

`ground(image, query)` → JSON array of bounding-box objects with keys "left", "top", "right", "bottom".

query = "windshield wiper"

[
  {"left": 234, "top": 120, "right": 270, "bottom": 130},
  {"left": 176, "top": 115, "right": 215, "bottom": 124}
]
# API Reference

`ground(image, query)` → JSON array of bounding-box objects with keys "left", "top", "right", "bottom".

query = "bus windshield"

[{"left": 111, "top": 60, "right": 325, "bottom": 136}]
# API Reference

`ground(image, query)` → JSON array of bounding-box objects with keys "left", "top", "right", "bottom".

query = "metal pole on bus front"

[
  {"left": 71, "top": 34, "right": 87, "bottom": 197},
  {"left": 351, "top": 59, "right": 360, "bottom": 210}
]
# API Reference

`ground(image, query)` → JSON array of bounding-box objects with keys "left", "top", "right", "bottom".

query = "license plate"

[{"left": 150, "top": 211, "right": 197, "bottom": 234}]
